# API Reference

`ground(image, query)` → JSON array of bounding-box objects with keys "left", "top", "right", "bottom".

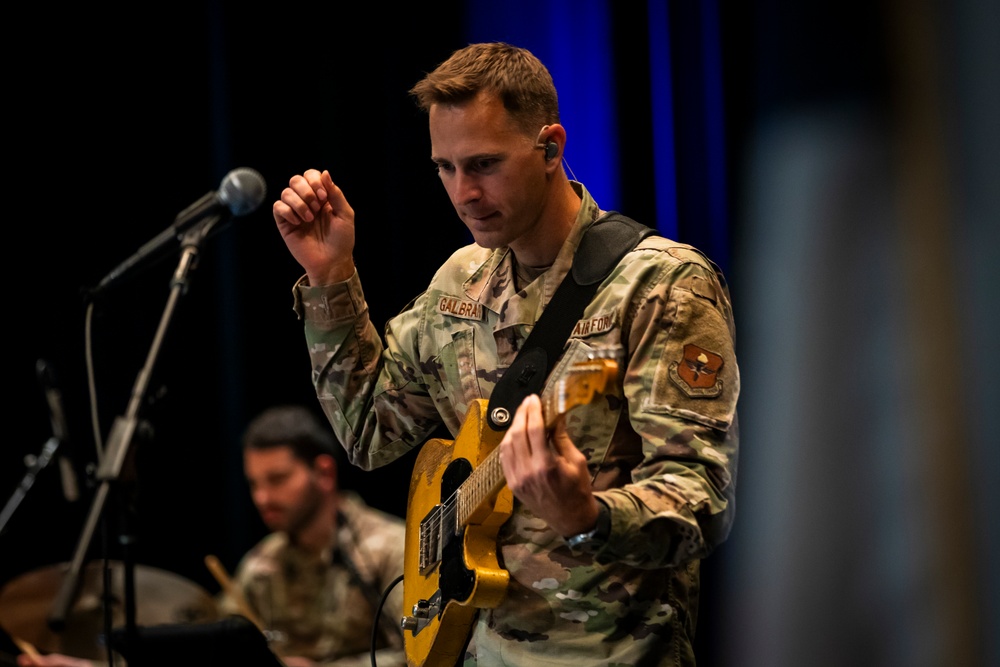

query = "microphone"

[
  {"left": 36, "top": 359, "right": 78, "bottom": 503},
  {"left": 91, "top": 167, "right": 267, "bottom": 295}
]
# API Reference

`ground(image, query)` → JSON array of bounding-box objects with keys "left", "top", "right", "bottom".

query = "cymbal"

[{"left": 0, "top": 560, "right": 218, "bottom": 660}]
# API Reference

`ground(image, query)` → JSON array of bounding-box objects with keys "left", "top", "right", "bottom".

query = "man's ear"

[
  {"left": 313, "top": 454, "right": 338, "bottom": 492},
  {"left": 536, "top": 123, "right": 567, "bottom": 172}
]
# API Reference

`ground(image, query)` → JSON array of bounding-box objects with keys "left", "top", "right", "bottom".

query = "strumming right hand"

[{"left": 273, "top": 169, "right": 357, "bottom": 286}]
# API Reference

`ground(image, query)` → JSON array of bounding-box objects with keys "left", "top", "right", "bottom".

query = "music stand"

[{"left": 111, "top": 615, "right": 283, "bottom": 667}]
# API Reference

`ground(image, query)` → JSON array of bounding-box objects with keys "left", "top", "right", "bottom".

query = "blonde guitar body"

[
  {"left": 402, "top": 399, "right": 512, "bottom": 667},
  {"left": 400, "top": 356, "right": 618, "bottom": 667}
]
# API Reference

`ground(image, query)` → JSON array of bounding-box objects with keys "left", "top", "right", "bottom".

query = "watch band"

[{"left": 565, "top": 501, "right": 611, "bottom": 553}]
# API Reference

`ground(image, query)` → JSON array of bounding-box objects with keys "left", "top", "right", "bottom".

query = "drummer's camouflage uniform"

[
  {"left": 219, "top": 492, "right": 406, "bottom": 667},
  {"left": 293, "top": 182, "right": 740, "bottom": 667}
]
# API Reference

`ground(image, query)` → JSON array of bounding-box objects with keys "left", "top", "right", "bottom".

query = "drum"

[{"left": 0, "top": 560, "right": 218, "bottom": 660}]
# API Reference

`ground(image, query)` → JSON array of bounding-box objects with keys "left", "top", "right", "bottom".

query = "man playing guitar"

[{"left": 272, "top": 42, "right": 739, "bottom": 667}]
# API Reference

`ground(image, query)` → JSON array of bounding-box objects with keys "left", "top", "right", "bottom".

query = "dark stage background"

[
  {"left": 2, "top": 0, "right": 748, "bottom": 588},
  {"left": 4, "top": 0, "right": 473, "bottom": 593},
  {"left": 3, "top": 2, "right": 997, "bottom": 666}
]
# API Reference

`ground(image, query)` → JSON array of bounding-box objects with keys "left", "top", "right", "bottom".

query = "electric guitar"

[{"left": 400, "top": 354, "right": 619, "bottom": 667}]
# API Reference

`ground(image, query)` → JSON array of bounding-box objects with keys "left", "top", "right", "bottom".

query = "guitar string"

[{"left": 426, "top": 356, "right": 619, "bottom": 556}]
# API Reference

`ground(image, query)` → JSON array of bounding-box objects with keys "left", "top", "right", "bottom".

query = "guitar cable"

[{"left": 371, "top": 573, "right": 404, "bottom": 667}]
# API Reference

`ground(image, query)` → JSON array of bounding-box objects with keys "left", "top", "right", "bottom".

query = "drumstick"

[
  {"left": 12, "top": 636, "right": 41, "bottom": 661},
  {"left": 204, "top": 554, "right": 265, "bottom": 631}
]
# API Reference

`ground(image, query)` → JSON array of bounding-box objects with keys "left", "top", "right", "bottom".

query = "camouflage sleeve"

[
  {"left": 295, "top": 271, "right": 442, "bottom": 469},
  {"left": 595, "top": 245, "right": 739, "bottom": 568}
]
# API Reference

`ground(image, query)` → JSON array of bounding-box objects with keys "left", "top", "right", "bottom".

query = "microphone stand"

[
  {"left": 0, "top": 435, "right": 63, "bottom": 536},
  {"left": 48, "top": 215, "right": 223, "bottom": 663}
]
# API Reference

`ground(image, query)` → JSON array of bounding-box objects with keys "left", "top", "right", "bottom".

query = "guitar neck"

[{"left": 456, "top": 447, "right": 505, "bottom": 528}]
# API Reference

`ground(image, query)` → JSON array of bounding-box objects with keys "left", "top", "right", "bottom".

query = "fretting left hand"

[{"left": 497, "top": 394, "right": 600, "bottom": 538}]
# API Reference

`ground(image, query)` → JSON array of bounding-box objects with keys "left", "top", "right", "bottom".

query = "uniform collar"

[{"left": 463, "top": 182, "right": 603, "bottom": 327}]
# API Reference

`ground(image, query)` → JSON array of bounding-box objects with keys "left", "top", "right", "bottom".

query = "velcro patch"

[
  {"left": 669, "top": 344, "right": 724, "bottom": 397},
  {"left": 436, "top": 295, "right": 484, "bottom": 321},
  {"left": 570, "top": 311, "right": 617, "bottom": 338}
]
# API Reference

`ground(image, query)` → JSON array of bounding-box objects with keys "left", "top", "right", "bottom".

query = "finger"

[
  {"left": 280, "top": 182, "right": 323, "bottom": 223},
  {"left": 498, "top": 399, "right": 531, "bottom": 480},
  {"left": 498, "top": 413, "right": 522, "bottom": 471},
  {"left": 302, "top": 168, "right": 324, "bottom": 188},
  {"left": 320, "top": 170, "right": 335, "bottom": 200},
  {"left": 511, "top": 395, "right": 541, "bottom": 457},
  {"left": 320, "top": 174, "right": 354, "bottom": 220},
  {"left": 520, "top": 394, "right": 550, "bottom": 463},
  {"left": 302, "top": 168, "right": 330, "bottom": 204},
  {"left": 273, "top": 199, "right": 306, "bottom": 227},
  {"left": 287, "top": 174, "right": 326, "bottom": 219},
  {"left": 550, "top": 417, "right": 584, "bottom": 464}
]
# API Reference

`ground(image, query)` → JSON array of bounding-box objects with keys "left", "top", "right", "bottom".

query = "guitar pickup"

[{"left": 418, "top": 504, "right": 445, "bottom": 573}]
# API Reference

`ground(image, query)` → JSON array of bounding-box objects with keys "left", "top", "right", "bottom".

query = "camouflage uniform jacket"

[
  {"left": 293, "top": 182, "right": 739, "bottom": 666},
  {"left": 219, "top": 492, "right": 406, "bottom": 667}
]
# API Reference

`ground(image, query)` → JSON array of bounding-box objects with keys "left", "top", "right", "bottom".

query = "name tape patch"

[
  {"left": 571, "top": 311, "right": 617, "bottom": 338},
  {"left": 437, "top": 296, "right": 484, "bottom": 321}
]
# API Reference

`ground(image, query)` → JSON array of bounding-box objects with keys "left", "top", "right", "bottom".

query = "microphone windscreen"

[{"left": 220, "top": 168, "right": 267, "bottom": 217}]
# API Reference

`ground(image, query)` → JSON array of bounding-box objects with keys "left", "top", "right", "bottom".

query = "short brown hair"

[
  {"left": 242, "top": 404, "right": 340, "bottom": 465},
  {"left": 409, "top": 42, "right": 560, "bottom": 135}
]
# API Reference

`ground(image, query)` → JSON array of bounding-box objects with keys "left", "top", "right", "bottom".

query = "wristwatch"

[{"left": 565, "top": 501, "right": 611, "bottom": 554}]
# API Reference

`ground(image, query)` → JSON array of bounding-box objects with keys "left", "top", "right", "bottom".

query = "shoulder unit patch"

[{"left": 669, "top": 343, "right": 725, "bottom": 397}]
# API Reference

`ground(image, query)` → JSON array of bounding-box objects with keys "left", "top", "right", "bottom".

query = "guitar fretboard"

[{"left": 457, "top": 447, "right": 505, "bottom": 529}]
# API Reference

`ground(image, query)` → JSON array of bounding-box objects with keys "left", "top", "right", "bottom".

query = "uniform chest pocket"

[{"left": 426, "top": 327, "right": 485, "bottom": 426}]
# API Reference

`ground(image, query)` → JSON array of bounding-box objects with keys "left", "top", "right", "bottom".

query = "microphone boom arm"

[{"left": 87, "top": 167, "right": 265, "bottom": 298}]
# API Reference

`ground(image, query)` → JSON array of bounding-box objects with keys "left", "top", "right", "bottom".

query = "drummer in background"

[
  {"left": 16, "top": 404, "right": 406, "bottom": 667},
  {"left": 220, "top": 404, "right": 406, "bottom": 667}
]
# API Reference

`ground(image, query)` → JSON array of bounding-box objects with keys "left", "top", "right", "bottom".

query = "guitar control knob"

[
  {"left": 401, "top": 616, "right": 419, "bottom": 632},
  {"left": 412, "top": 599, "right": 431, "bottom": 618}
]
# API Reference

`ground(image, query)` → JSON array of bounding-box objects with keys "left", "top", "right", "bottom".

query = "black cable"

[{"left": 371, "top": 573, "right": 404, "bottom": 667}]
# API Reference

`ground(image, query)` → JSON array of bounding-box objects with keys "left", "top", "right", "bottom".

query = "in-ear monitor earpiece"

[{"left": 544, "top": 141, "right": 558, "bottom": 161}]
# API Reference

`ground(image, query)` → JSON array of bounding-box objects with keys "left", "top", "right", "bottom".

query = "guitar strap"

[{"left": 485, "top": 212, "right": 655, "bottom": 431}]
